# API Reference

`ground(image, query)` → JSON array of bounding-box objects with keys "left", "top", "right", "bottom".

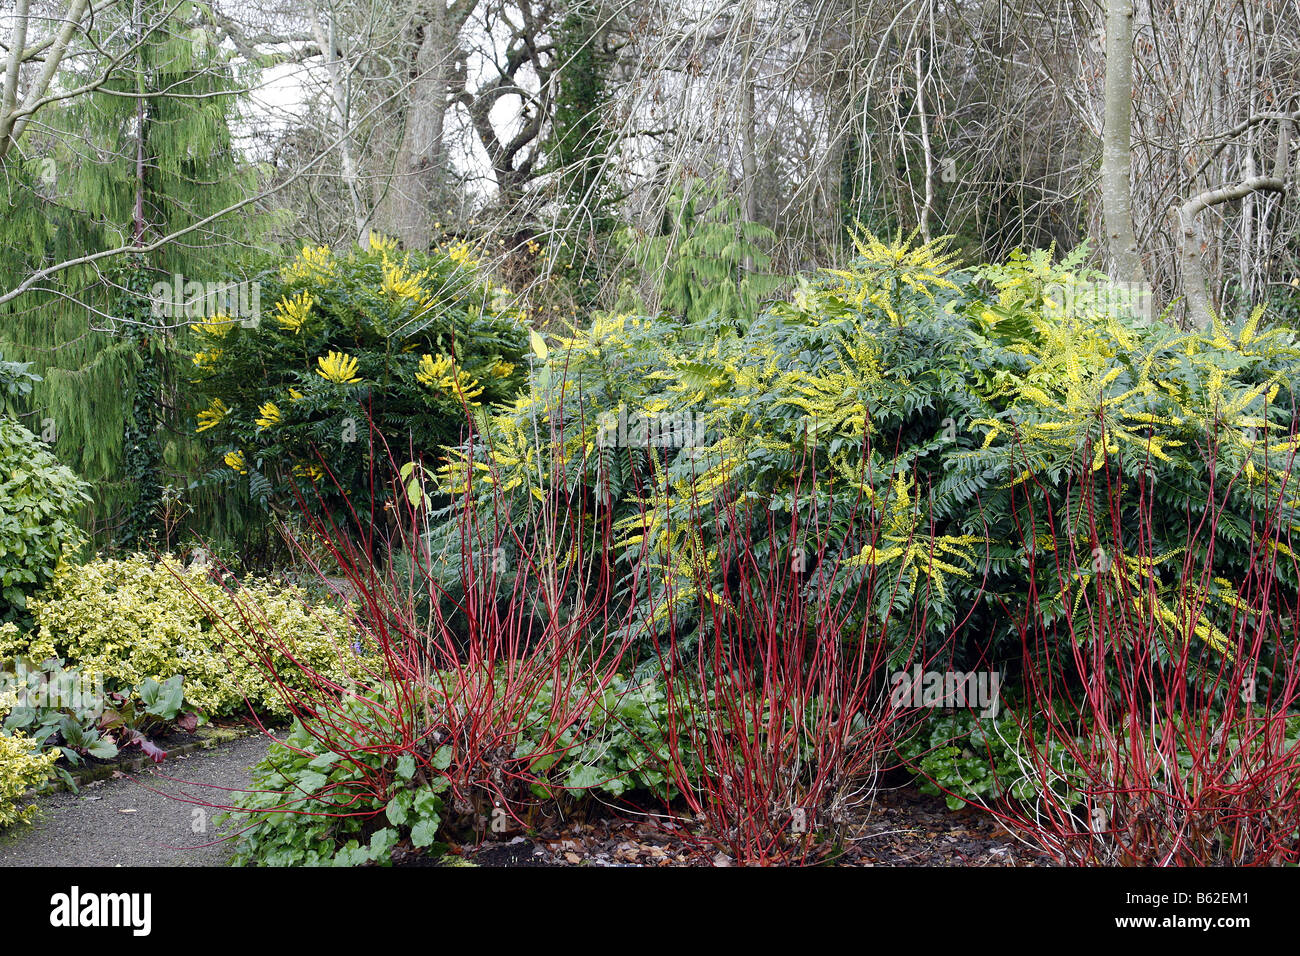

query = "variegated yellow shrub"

[
  {"left": 0, "top": 686, "right": 58, "bottom": 827},
  {"left": 6, "top": 555, "right": 359, "bottom": 717}
]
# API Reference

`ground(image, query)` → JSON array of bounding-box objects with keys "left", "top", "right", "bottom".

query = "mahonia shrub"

[
  {"left": 1, "top": 554, "right": 357, "bottom": 717},
  {"left": 433, "top": 233, "right": 1300, "bottom": 669},
  {"left": 0, "top": 417, "right": 91, "bottom": 624},
  {"left": 189, "top": 235, "right": 529, "bottom": 523}
]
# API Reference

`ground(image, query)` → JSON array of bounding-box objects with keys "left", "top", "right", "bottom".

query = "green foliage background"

[{"left": 0, "top": 0, "right": 265, "bottom": 553}]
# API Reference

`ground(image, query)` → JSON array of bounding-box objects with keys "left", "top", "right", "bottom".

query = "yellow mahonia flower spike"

[
  {"left": 444, "top": 240, "right": 478, "bottom": 268},
  {"left": 192, "top": 348, "right": 222, "bottom": 370},
  {"left": 367, "top": 232, "right": 398, "bottom": 255},
  {"left": 255, "top": 402, "right": 281, "bottom": 429},
  {"left": 380, "top": 255, "right": 429, "bottom": 300},
  {"left": 274, "top": 291, "right": 314, "bottom": 333},
  {"left": 317, "top": 350, "right": 361, "bottom": 384},
  {"left": 281, "top": 245, "right": 335, "bottom": 282},
  {"left": 196, "top": 398, "right": 229, "bottom": 433},
  {"left": 194, "top": 315, "right": 237, "bottom": 338},
  {"left": 415, "top": 353, "right": 483, "bottom": 402},
  {"left": 416, "top": 353, "right": 455, "bottom": 387},
  {"left": 821, "top": 227, "right": 962, "bottom": 320}
]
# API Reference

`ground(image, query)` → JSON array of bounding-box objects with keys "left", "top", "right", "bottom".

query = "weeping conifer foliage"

[
  {"left": 0, "top": 2, "right": 267, "bottom": 556},
  {"left": 625, "top": 175, "right": 782, "bottom": 332}
]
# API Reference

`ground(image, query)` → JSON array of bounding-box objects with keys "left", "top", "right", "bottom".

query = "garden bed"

[
  {"left": 406, "top": 784, "right": 1056, "bottom": 867},
  {"left": 6, "top": 728, "right": 1051, "bottom": 868}
]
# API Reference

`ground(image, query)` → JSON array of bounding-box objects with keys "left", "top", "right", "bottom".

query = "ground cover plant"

[
  {"left": 0, "top": 554, "right": 357, "bottom": 719},
  {"left": 0, "top": 689, "right": 59, "bottom": 827},
  {"left": 0, "top": 548, "right": 358, "bottom": 813},
  {"left": 0, "top": 640, "right": 202, "bottom": 808}
]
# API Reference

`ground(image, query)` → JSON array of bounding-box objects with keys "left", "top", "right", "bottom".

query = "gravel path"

[{"left": 0, "top": 734, "right": 272, "bottom": 867}]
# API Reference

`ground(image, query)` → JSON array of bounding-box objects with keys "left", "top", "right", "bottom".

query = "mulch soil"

[{"left": 437, "top": 784, "right": 1056, "bottom": 867}]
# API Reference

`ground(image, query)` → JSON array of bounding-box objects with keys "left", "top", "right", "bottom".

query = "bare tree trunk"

[
  {"left": 1178, "top": 174, "right": 1287, "bottom": 328},
  {"left": 381, "top": 5, "right": 464, "bottom": 251},
  {"left": 915, "top": 46, "right": 933, "bottom": 243},
  {"left": 0, "top": 0, "right": 30, "bottom": 151},
  {"left": 0, "top": 0, "right": 92, "bottom": 159},
  {"left": 1100, "top": 0, "right": 1146, "bottom": 285},
  {"left": 740, "top": 22, "right": 759, "bottom": 226},
  {"left": 133, "top": 0, "right": 146, "bottom": 245},
  {"left": 309, "top": 0, "right": 369, "bottom": 246}
]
